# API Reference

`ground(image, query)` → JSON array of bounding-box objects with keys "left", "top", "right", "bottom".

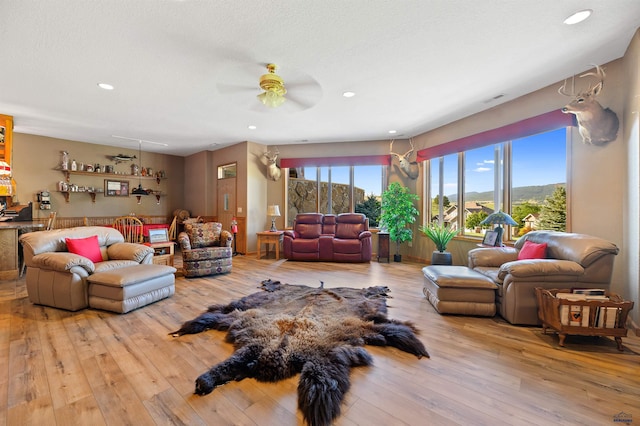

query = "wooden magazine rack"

[{"left": 535, "top": 288, "right": 634, "bottom": 351}]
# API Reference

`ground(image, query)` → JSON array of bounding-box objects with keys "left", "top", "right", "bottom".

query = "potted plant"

[
  {"left": 379, "top": 182, "right": 419, "bottom": 262},
  {"left": 419, "top": 222, "right": 458, "bottom": 265}
]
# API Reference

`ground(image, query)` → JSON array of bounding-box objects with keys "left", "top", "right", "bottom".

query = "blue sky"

[{"left": 437, "top": 128, "right": 567, "bottom": 196}]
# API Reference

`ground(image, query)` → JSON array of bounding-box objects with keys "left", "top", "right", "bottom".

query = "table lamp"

[
  {"left": 267, "top": 205, "right": 281, "bottom": 232},
  {"left": 480, "top": 210, "right": 518, "bottom": 246}
]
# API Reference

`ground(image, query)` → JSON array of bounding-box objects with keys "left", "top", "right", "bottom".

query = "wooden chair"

[
  {"left": 113, "top": 216, "right": 144, "bottom": 243},
  {"left": 46, "top": 211, "right": 57, "bottom": 230}
]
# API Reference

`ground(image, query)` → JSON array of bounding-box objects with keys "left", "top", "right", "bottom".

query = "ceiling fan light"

[{"left": 257, "top": 90, "right": 286, "bottom": 108}]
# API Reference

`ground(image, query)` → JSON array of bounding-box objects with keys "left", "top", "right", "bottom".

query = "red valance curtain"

[
  {"left": 280, "top": 154, "right": 391, "bottom": 168},
  {"left": 416, "top": 109, "right": 576, "bottom": 162}
]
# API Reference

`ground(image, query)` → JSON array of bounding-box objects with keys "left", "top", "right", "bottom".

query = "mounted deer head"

[
  {"left": 264, "top": 148, "right": 282, "bottom": 181},
  {"left": 390, "top": 139, "right": 419, "bottom": 179},
  {"left": 558, "top": 64, "right": 619, "bottom": 145}
]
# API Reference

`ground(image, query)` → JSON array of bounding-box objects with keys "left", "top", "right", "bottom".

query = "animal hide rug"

[{"left": 170, "top": 279, "right": 429, "bottom": 426}]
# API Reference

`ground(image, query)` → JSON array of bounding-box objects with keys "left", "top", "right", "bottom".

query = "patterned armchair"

[{"left": 178, "top": 222, "right": 233, "bottom": 278}]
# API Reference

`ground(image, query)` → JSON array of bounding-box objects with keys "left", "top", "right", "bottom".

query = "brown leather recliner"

[
  {"left": 468, "top": 231, "right": 619, "bottom": 325},
  {"left": 283, "top": 213, "right": 371, "bottom": 262}
]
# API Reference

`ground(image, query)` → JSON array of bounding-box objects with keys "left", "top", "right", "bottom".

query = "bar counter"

[{"left": 0, "top": 221, "right": 44, "bottom": 280}]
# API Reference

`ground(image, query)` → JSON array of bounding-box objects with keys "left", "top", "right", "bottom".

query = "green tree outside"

[
  {"left": 465, "top": 211, "right": 488, "bottom": 230},
  {"left": 355, "top": 193, "right": 381, "bottom": 227},
  {"left": 537, "top": 186, "right": 566, "bottom": 231}
]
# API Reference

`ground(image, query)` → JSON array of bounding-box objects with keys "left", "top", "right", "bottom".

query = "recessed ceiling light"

[
  {"left": 563, "top": 9, "right": 592, "bottom": 25},
  {"left": 342, "top": 91, "right": 356, "bottom": 98},
  {"left": 97, "top": 83, "right": 114, "bottom": 90},
  {"left": 248, "top": 125, "right": 257, "bottom": 130},
  {"left": 388, "top": 130, "right": 397, "bottom": 134}
]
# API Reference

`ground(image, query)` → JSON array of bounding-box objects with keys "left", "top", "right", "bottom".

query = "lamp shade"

[
  {"left": 267, "top": 205, "right": 281, "bottom": 217},
  {"left": 480, "top": 211, "right": 518, "bottom": 226}
]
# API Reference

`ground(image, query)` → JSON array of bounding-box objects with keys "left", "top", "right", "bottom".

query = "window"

[
  {"left": 428, "top": 154, "right": 458, "bottom": 227},
  {"left": 510, "top": 128, "right": 567, "bottom": 236},
  {"left": 286, "top": 164, "right": 386, "bottom": 227},
  {"left": 424, "top": 126, "right": 568, "bottom": 242}
]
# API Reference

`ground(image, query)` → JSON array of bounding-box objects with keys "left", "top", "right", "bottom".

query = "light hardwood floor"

[{"left": 1, "top": 255, "right": 639, "bottom": 426}]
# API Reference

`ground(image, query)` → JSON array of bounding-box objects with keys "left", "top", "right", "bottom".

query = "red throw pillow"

[
  {"left": 65, "top": 235, "right": 103, "bottom": 263},
  {"left": 518, "top": 240, "right": 547, "bottom": 260}
]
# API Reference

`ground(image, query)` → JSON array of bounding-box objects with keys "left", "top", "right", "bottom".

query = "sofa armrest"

[
  {"left": 31, "top": 252, "right": 96, "bottom": 274},
  {"left": 283, "top": 230, "right": 297, "bottom": 239},
  {"left": 107, "top": 242, "right": 154, "bottom": 263},
  {"left": 178, "top": 232, "right": 192, "bottom": 251},
  {"left": 468, "top": 247, "right": 518, "bottom": 268},
  {"left": 498, "top": 259, "right": 584, "bottom": 280},
  {"left": 358, "top": 231, "right": 372, "bottom": 240}
]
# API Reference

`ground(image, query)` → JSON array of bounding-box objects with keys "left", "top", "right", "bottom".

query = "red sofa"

[{"left": 283, "top": 213, "right": 372, "bottom": 262}]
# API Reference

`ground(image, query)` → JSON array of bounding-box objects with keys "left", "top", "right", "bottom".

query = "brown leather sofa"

[
  {"left": 468, "top": 230, "right": 619, "bottom": 325},
  {"left": 283, "top": 213, "right": 372, "bottom": 262},
  {"left": 19, "top": 226, "right": 176, "bottom": 312}
]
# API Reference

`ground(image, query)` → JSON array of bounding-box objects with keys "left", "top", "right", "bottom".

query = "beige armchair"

[{"left": 468, "top": 231, "right": 619, "bottom": 325}]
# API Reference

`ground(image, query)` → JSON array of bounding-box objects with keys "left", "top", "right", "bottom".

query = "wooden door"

[{"left": 217, "top": 176, "right": 236, "bottom": 234}]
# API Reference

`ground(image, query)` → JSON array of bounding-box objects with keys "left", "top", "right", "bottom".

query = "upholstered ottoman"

[
  {"left": 422, "top": 265, "right": 497, "bottom": 316},
  {"left": 88, "top": 264, "right": 176, "bottom": 313}
]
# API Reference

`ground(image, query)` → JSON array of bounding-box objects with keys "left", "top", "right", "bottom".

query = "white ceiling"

[{"left": 1, "top": 1, "right": 639, "bottom": 157}]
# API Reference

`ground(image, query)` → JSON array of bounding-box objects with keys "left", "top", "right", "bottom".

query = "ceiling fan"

[
  {"left": 216, "top": 62, "right": 322, "bottom": 112},
  {"left": 257, "top": 63, "right": 287, "bottom": 108}
]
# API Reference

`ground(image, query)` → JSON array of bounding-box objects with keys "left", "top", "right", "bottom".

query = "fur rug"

[{"left": 171, "top": 279, "right": 429, "bottom": 426}]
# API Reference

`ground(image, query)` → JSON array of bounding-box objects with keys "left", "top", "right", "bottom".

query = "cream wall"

[
  {"left": 11, "top": 133, "right": 184, "bottom": 220},
  {"left": 622, "top": 30, "right": 640, "bottom": 327}
]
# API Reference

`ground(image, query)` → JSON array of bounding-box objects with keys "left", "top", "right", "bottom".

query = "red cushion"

[
  {"left": 518, "top": 240, "right": 547, "bottom": 260},
  {"left": 65, "top": 235, "right": 103, "bottom": 263}
]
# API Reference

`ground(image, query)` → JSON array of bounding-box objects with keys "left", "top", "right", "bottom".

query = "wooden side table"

[
  {"left": 150, "top": 242, "right": 175, "bottom": 266},
  {"left": 256, "top": 231, "right": 284, "bottom": 260},
  {"left": 377, "top": 232, "right": 390, "bottom": 263}
]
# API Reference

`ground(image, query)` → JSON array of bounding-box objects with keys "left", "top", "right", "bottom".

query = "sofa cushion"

[
  {"left": 65, "top": 235, "right": 104, "bottom": 263},
  {"left": 518, "top": 240, "right": 547, "bottom": 260},
  {"left": 185, "top": 222, "right": 221, "bottom": 249}
]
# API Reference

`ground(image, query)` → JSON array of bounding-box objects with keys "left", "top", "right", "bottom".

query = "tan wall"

[
  {"left": 12, "top": 133, "right": 184, "bottom": 220},
  {"left": 183, "top": 150, "right": 210, "bottom": 216},
  {"left": 622, "top": 29, "right": 640, "bottom": 327}
]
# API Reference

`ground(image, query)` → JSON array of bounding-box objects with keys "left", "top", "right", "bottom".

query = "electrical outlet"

[
  {"left": 408, "top": 241, "right": 413, "bottom": 247},
  {"left": 237, "top": 207, "right": 242, "bottom": 213}
]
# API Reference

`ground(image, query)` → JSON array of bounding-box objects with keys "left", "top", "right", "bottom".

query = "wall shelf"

[
  {"left": 60, "top": 169, "right": 166, "bottom": 184},
  {"left": 58, "top": 190, "right": 99, "bottom": 203}
]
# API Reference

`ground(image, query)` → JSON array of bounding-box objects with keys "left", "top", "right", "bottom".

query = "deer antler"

[
  {"left": 558, "top": 76, "right": 576, "bottom": 97},
  {"left": 579, "top": 64, "right": 605, "bottom": 92},
  {"left": 389, "top": 140, "right": 399, "bottom": 158},
  {"left": 404, "top": 138, "right": 415, "bottom": 158}
]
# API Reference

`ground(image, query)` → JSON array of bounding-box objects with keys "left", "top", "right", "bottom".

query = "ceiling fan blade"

[
  {"left": 286, "top": 93, "right": 315, "bottom": 111},
  {"left": 217, "top": 83, "right": 257, "bottom": 95}
]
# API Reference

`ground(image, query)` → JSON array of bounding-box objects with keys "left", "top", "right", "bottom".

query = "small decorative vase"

[{"left": 431, "top": 251, "right": 453, "bottom": 265}]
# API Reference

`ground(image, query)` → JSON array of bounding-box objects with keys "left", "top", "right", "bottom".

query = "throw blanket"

[{"left": 171, "top": 279, "right": 429, "bottom": 426}]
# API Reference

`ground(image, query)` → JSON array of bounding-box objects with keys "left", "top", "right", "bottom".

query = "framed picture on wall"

[
  {"left": 105, "top": 179, "right": 129, "bottom": 197},
  {"left": 482, "top": 230, "right": 499, "bottom": 247}
]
